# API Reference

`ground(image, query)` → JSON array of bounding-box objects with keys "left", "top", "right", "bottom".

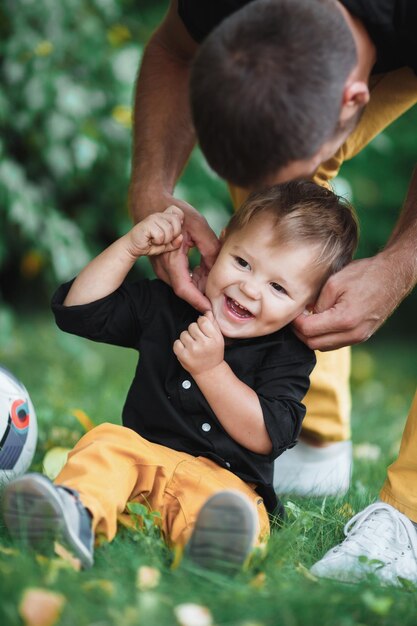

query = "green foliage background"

[
  {"left": 0, "top": 3, "right": 417, "bottom": 622},
  {"left": 1, "top": 0, "right": 416, "bottom": 333}
]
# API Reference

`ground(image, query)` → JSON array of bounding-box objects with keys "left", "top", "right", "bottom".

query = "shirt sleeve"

[
  {"left": 178, "top": 0, "right": 252, "bottom": 42},
  {"left": 255, "top": 332, "right": 316, "bottom": 459},
  {"left": 51, "top": 278, "right": 158, "bottom": 349}
]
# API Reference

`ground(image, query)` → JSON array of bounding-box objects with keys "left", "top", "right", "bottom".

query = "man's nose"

[{"left": 239, "top": 280, "right": 261, "bottom": 300}]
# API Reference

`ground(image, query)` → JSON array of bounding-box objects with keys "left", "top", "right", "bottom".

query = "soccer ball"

[{"left": 0, "top": 366, "right": 37, "bottom": 487}]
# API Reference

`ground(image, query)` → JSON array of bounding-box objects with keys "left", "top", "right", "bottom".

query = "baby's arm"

[
  {"left": 173, "top": 312, "right": 272, "bottom": 455},
  {"left": 64, "top": 207, "right": 183, "bottom": 306}
]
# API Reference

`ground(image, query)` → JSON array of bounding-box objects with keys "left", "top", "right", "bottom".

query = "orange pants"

[
  {"left": 381, "top": 391, "right": 417, "bottom": 523},
  {"left": 55, "top": 423, "right": 270, "bottom": 548}
]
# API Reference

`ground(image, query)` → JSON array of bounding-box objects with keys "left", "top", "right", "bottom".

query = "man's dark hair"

[{"left": 190, "top": 0, "right": 357, "bottom": 188}]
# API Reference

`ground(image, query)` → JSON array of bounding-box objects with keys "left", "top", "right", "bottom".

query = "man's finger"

[
  {"left": 292, "top": 307, "right": 347, "bottom": 338},
  {"left": 167, "top": 246, "right": 212, "bottom": 312},
  {"left": 173, "top": 279, "right": 212, "bottom": 312},
  {"left": 187, "top": 217, "right": 221, "bottom": 271},
  {"left": 292, "top": 326, "right": 353, "bottom": 351},
  {"left": 150, "top": 257, "right": 171, "bottom": 285}
]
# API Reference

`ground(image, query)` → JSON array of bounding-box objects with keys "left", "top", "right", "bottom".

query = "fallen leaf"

[
  {"left": 136, "top": 566, "right": 161, "bottom": 590},
  {"left": 337, "top": 502, "right": 355, "bottom": 519},
  {"left": 361, "top": 591, "right": 393, "bottom": 616},
  {"left": 54, "top": 542, "right": 82, "bottom": 571},
  {"left": 42, "top": 447, "right": 70, "bottom": 480},
  {"left": 83, "top": 579, "right": 115, "bottom": 596},
  {"left": 174, "top": 603, "right": 213, "bottom": 626},
  {"left": 0, "top": 544, "right": 18, "bottom": 556},
  {"left": 250, "top": 572, "right": 266, "bottom": 588},
  {"left": 19, "top": 588, "right": 66, "bottom": 626},
  {"left": 71, "top": 408, "right": 95, "bottom": 432},
  {"left": 295, "top": 562, "right": 319, "bottom": 582}
]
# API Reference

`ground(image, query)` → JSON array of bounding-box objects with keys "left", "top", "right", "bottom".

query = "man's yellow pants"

[
  {"left": 230, "top": 67, "right": 417, "bottom": 521},
  {"left": 55, "top": 423, "right": 270, "bottom": 548}
]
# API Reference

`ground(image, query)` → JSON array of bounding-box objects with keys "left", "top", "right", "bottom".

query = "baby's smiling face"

[{"left": 205, "top": 216, "right": 324, "bottom": 339}]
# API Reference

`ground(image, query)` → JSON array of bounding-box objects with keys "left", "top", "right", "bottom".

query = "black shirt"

[
  {"left": 51, "top": 278, "right": 315, "bottom": 512},
  {"left": 178, "top": 0, "right": 417, "bottom": 74}
]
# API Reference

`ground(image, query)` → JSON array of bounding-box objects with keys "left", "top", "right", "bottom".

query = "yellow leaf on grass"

[
  {"left": 19, "top": 588, "right": 65, "bottom": 626},
  {"left": 71, "top": 408, "right": 95, "bottom": 432},
  {"left": 42, "top": 447, "right": 70, "bottom": 480},
  {"left": 250, "top": 571, "right": 266, "bottom": 588},
  {"left": 0, "top": 544, "right": 18, "bottom": 556},
  {"left": 136, "top": 566, "right": 161, "bottom": 590},
  {"left": 295, "top": 562, "right": 319, "bottom": 582},
  {"left": 338, "top": 502, "right": 355, "bottom": 519},
  {"left": 54, "top": 542, "right": 82, "bottom": 571},
  {"left": 83, "top": 579, "right": 115, "bottom": 596}
]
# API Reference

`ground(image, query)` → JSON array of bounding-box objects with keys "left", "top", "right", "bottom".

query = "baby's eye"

[
  {"left": 235, "top": 256, "right": 250, "bottom": 269},
  {"left": 271, "top": 282, "right": 287, "bottom": 295}
]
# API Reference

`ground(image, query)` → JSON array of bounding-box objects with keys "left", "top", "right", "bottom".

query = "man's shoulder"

[
  {"left": 178, "top": 0, "right": 253, "bottom": 42},
  {"left": 340, "top": 0, "right": 417, "bottom": 74}
]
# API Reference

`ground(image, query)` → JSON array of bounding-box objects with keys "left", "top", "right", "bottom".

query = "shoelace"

[{"left": 340, "top": 502, "right": 417, "bottom": 562}]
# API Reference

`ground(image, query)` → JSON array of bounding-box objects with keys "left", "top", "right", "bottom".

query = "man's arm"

[
  {"left": 129, "top": 1, "right": 220, "bottom": 311},
  {"left": 293, "top": 166, "right": 417, "bottom": 350},
  {"left": 173, "top": 312, "right": 273, "bottom": 455}
]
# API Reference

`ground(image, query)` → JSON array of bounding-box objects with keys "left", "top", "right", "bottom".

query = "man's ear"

[
  {"left": 219, "top": 228, "right": 227, "bottom": 243},
  {"left": 340, "top": 80, "right": 369, "bottom": 123}
]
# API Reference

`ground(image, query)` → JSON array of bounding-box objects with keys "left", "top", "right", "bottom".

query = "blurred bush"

[
  {"left": 0, "top": 0, "right": 230, "bottom": 307},
  {"left": 0, "top": 0, "right": 415, "bottom": 332}
]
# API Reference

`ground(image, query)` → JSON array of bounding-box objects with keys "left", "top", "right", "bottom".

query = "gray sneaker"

[
  {"left": 187, "top": 490, "right": 258, "bottom": 572},
  {"left": 2, "top": 473, "right": 94, "bottom": 568}
]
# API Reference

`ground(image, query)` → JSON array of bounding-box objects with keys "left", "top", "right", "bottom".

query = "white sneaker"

[
  {"left": 310, "top": 502, "right": 417, "bottom": 586},
  {"left": 273, "top": 440, "right": 352, "bottom": 497}
]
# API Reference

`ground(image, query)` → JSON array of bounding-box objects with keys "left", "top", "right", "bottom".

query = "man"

[{"left": 128, "top": 0, "right": 417, "bottom": 585}]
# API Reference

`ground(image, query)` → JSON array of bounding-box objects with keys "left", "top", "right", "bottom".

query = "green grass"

[{"left": 0, "top": 315, "right": 416, "bottom": 626}]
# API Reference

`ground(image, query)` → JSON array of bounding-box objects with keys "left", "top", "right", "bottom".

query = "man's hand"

[
  {"left": 134, "top": 193, "right": 221, "bottom": 312},
  {"left": 292, "top": 253, "right": 407, "bottom": 351},
  {"left": 173, "top": 311, "right": 225, "bottom": 375},
  {"left": 126, "top": 206, "right": 184, "bottom": 257}
]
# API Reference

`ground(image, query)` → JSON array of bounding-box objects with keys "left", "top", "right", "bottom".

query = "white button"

[
  {"left": 201, "top": 423, "right": 211, "bottom": 432},
  {"left": 182, "top": 380, "right": 191, "bottom": 389},
  {"left": 225, "top": 462, "right": 231, "bottom": 468}
]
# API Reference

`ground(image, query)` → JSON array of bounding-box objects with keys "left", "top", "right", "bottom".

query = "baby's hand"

[
  {"left": 127, "top": 206, "right": 184, "bottom": 257},
  {"left": 173, "top": 311, "right": 225, "bottom": 376}
]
